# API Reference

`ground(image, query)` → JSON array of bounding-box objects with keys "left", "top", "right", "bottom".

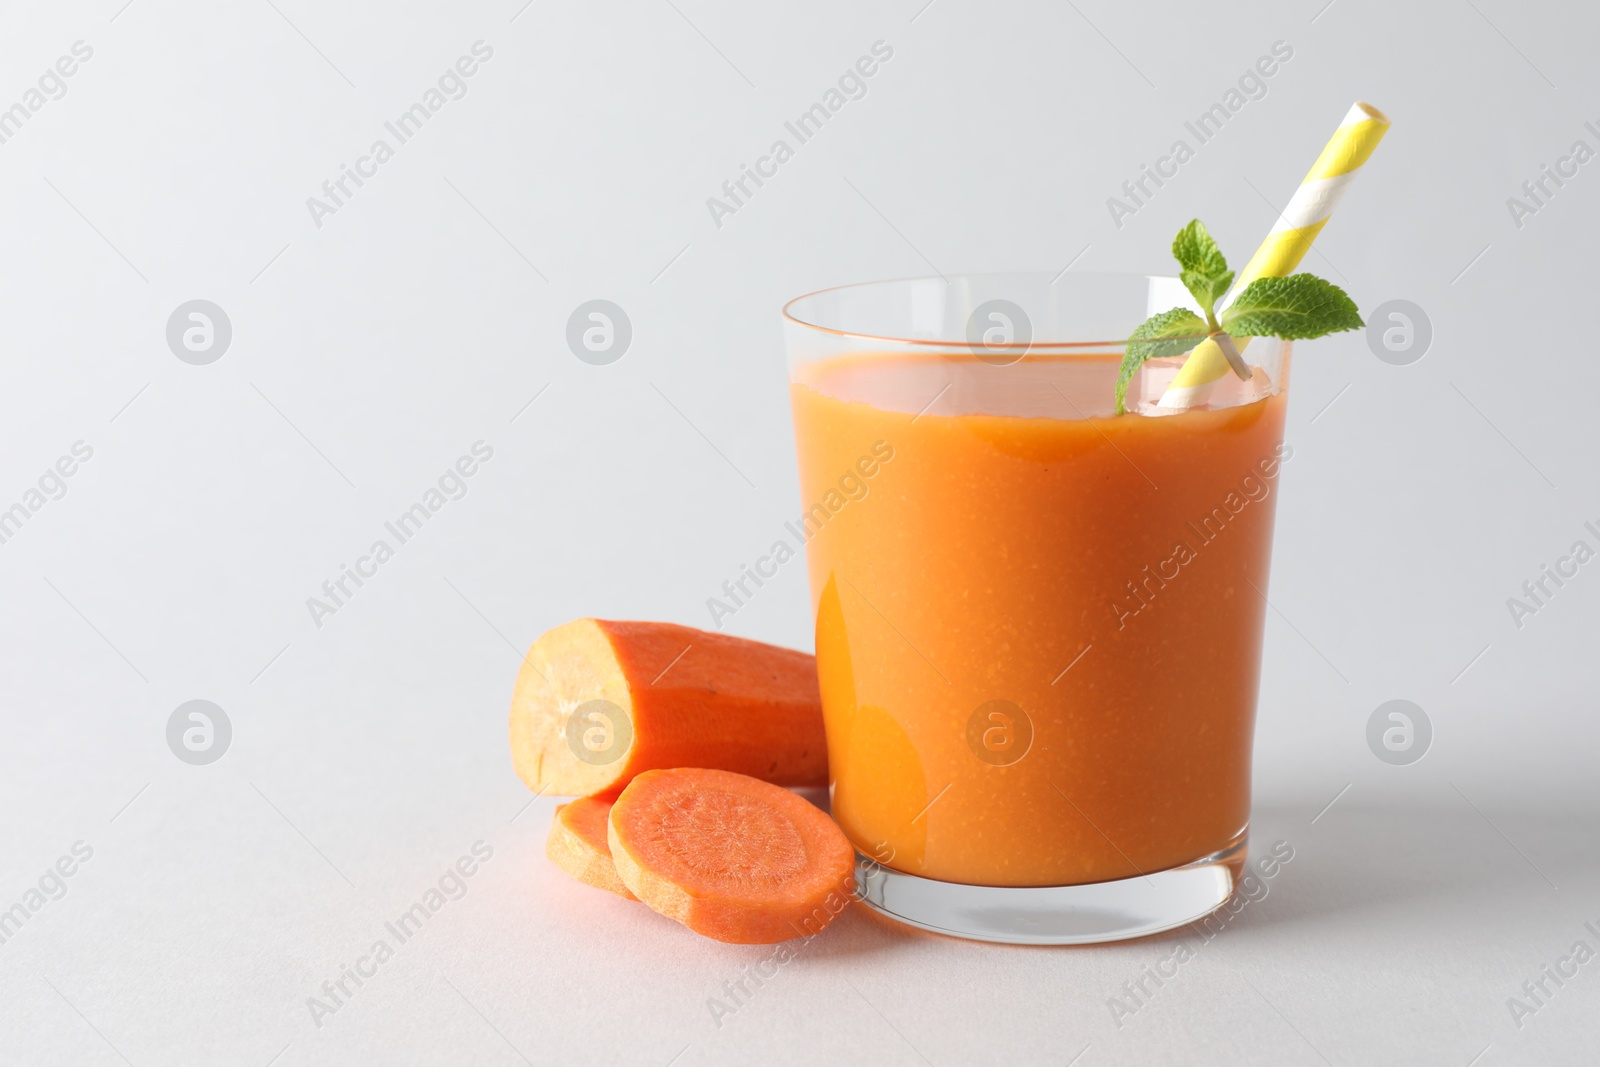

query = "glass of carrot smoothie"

[{"left": 783, "top": 273, "right": 1291, "bottom": 944}]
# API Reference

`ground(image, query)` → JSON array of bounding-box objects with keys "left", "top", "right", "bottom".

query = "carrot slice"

[
  {"left": 509, "top": 620, "right": 827, "bottom": 798},
  {"left": 607, "top": 768, "right": 856, "bottom": 944},
  {"left": 546, "top": 797, "right": 638, "bottom": 901}
]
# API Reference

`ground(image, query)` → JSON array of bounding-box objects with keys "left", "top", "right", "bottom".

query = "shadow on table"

[
  {"left": 1128, "top": 799, "right": 1598, "bottom": 947},
  {"left": 815, "top": 799, "right": 1599, "bottom": 955}
]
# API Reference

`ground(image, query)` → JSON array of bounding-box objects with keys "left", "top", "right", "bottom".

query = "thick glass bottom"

[{"left": 853, "top": 830, "right": 1248, "bottom": 945}]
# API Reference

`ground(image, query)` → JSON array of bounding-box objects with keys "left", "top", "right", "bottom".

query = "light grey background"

[{"left": 1, "top": 0, "right": 1596, "bottom": 1064}]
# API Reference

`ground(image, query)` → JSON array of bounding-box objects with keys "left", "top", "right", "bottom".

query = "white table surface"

[{"left": 3, "top": 0, "right": 1599, "bottom": 1062}]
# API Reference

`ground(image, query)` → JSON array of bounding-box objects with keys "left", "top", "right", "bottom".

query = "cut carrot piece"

[
  {"left": 546, "top": 798, "right": 638, "bottom": 901},
  {"left": 607, "top": 768, "right": 855, "bottom": 944},
  {"left": 509, "top": 619, "right": 827, "bottom": 798}
]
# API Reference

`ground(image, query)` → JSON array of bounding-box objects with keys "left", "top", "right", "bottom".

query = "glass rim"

[{"left": 781, "top": 270, "right": 1205, "bottom": 351}]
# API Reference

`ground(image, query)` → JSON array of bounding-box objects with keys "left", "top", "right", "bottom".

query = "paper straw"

[{"left": 1155, "top": 101, "right": 1391, "bottom": 410}]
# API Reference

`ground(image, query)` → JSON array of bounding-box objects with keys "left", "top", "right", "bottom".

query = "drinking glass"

[{"left": 784, "top": 273, "right": 1291, "bottom": 944}]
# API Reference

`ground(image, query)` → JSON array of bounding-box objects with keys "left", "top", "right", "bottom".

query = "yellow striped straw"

[{"left": 1156, "top": 101, "right": 1391, "bottom": 410}]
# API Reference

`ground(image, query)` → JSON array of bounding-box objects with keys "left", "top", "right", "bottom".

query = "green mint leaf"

[
  {"left": 1172, "top": 219, "right": 1228, "bottom": 276},
  {"left": 1180, "top": 267, "right": 1234, "bottom": 322},
  {"left": 1220, "top": 274, "right": 1364, "bottom": 340},
  {"left": 1116, "top": 308, "right": 1209, "bottom": 415},
  {"left": 1171, "top": 220, "right": 1231, "bottom": 325}
]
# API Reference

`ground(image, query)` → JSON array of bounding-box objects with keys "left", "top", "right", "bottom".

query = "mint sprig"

[
  {"left": 1115, "top": 219, "right": 1363, "bottom": 414},
  {"left": 1172, "top": 219, "right": 1233, "bottom": 329}
]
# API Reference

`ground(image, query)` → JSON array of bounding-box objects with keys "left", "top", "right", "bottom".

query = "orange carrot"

[
  {"left": 607, "top": 768, "right": 856, "bottom": 944},
  {"left": 546, "top": 797, "right": 638, "bottom": 901},
  {"left": 509, "top": 619, "right": 827, "bottom": 798}
]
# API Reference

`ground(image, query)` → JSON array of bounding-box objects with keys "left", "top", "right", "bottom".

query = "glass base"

[{"left": 853, "top": 832, "right": 1248, "bottom": 945}]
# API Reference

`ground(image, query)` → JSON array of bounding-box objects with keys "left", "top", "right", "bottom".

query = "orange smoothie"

[{"left": 790, "top": 351, "right": 1289, "bottom": 887}]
